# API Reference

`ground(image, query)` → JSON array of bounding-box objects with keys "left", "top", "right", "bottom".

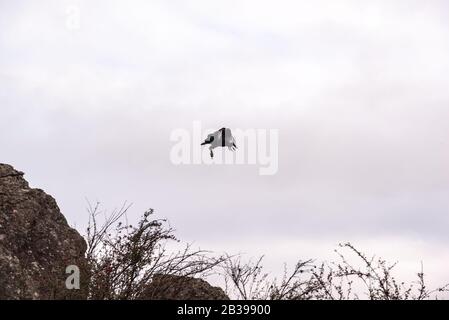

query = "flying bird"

[{"left": 201, "top": 127, "right": 237, "bottom": 158}]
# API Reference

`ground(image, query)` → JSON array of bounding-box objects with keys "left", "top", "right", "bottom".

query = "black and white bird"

[{"left": 201, "top": 127, "right": 237, "bottom": 158}]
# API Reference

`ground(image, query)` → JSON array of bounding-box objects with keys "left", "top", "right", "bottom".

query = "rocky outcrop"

[
  {"left": 139, "top": 274, "right": 230, "bottom": 300},
  {"left": 0, "top": 163, "right": 230, "bottom": 300},
  {"left": 0, "top": 164, "right": 88, "bottom": 299}
]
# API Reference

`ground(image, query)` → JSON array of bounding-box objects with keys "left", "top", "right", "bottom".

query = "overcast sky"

[{"left": 1, "top": 0, "right": 449, "bottom": 287}]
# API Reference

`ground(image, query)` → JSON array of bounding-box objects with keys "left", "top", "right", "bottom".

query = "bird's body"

[{"left": 201, "top": 127, "right": 237, "bottom": 158}]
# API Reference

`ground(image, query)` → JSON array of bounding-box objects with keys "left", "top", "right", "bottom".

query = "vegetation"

[
  {"left": 85, "top": 203, "right": 224, "bottom": 299},
  {"left": 84, "top": 204, "right": 449, "bottom": 300}
]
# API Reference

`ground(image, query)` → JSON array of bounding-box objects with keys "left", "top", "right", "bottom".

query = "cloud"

[{"left": 1, "top": 0, "right": 449, "bottom": 281}]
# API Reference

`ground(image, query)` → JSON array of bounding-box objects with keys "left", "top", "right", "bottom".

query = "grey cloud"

[{"left": 1, "top": 0, "right": 449, "bottom": 281}]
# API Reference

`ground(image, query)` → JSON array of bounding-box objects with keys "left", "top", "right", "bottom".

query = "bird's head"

[{"left": 201, "top": 135, "right": 214, "bottom": 145}]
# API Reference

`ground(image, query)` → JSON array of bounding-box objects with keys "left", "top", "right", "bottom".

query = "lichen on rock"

[{"left": 0, "top": 164, "right": 88, "bottom": 300}]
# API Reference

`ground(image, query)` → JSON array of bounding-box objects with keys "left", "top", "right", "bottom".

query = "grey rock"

[
  {"left": 139, "top": 274, "right": 230, "bottom": 300},
  {"left": 0, "top": 164, "right": 88, "bottom": 300}
]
